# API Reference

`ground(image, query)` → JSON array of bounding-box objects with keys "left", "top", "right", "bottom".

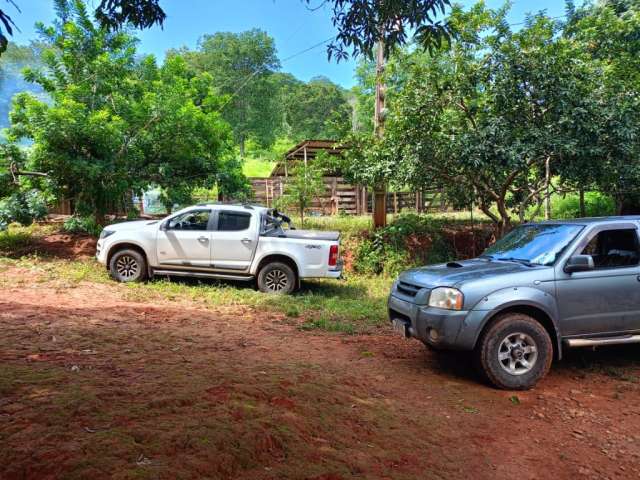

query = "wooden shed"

[{"left": 249, "top": 139, "right": 440, "bottom": 215}]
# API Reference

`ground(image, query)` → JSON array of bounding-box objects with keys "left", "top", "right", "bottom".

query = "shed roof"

[{"left": 271, "top": 139, "right": 346, "bottom": 177}]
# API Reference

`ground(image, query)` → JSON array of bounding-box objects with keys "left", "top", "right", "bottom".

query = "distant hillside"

[{"left": 0, "top": 44, "right": 43, "bottom": 132}]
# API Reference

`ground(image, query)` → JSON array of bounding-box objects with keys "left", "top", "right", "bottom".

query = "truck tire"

[
  {"left": 476, "top": 313, "right": 552, "bottom": 390},
  {"left": 109, "top": 248, "right": 148, "bottom": 283},
  {"left": 257, "top": 262, "right": 296, "bottom": 294}
]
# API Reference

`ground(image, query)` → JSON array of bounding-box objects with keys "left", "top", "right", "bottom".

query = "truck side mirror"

[{"left": 564, "top": 254, "right": 595, "bottom": 273}]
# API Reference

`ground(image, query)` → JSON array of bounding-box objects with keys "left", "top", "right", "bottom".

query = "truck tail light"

[{"left": 328, "top": 244, "right": 339, "bottom": 267}]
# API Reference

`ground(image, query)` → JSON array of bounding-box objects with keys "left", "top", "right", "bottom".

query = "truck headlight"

[
  {"left": 99, "top": 229, "right": 115, "bottom": 239},
  {"left": 428, "top": 287, "right": 464, "bottom": 310}
]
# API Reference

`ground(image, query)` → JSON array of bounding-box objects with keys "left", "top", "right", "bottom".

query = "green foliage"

[
  {"left": 562, "top": 0, "right": 640, "bottom": 213},
  {"left": 281, "top": 163, "right": 325, "bottom": 228},
  {"left": 62, "top": 215, "right": 102, "bottom": 236},
  {"left": 280, "top": 75, "right": 352, "bottom": 141},
  {"left": 302, "top": 0, "right": 453, "bottom": 61},
  {"left": 0, "top": 225, "right": 32, "bottom": 255},
  {"left": 346, "top": 2, "right": 638, "bottom": 233},
  {"left": 179, "top": 29, "right": 281, "bottom": 155},
  {"left": 550, "top": 192, "right": 615, "bottom": 220},
  {"left": 0, "top": 189, "right": 48, "bottom": 231},
  {"left": 352, "top": 213, "right": 455, "bottom": 276},
  {"left": 8, "top": 0, "right": 240, "bottom": 219}
]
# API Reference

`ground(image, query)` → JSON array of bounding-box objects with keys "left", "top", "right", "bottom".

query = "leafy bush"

[
  {"left": 352, "top": 213, "right": 455, "bottom": 277},
  {"left": 0, "top": 224, "right": 33, "bottom": 255},
  {"left": 0, "top": 190, "right": 49, "bottom": 231},
  {"left": 552, "top": 192, "right": 615, "bottom": 219},
  {"left": 63, "top": 215, "right": 102, "bottom": 236}
]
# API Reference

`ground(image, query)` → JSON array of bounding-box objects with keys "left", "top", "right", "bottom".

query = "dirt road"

[{"left": 2, "top": 263, "right": 640, "bottom": 479}]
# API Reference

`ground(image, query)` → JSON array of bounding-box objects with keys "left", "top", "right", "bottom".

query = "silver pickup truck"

[
  {"left": 389, "top": 216, "right": 640, "bottom": 390},
  {"left": 96, "top": 204, "right": 341, "bottom": 294}
]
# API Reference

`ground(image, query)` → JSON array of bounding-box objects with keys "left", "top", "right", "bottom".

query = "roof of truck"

[
  {"left": 537, "top": 216, "right": 640, "bottom": 225},
  {"left": 194, "top": 203, "right": 268, "bottom": 212}
]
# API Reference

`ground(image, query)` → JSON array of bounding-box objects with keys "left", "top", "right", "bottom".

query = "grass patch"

[
  {"left": 0, "top": 224, "right": 35, "bottom": 256},
  {"left": 242, "top": 157, "right": 276, "bottom": 177},
  {"left": 9, "top": 257, "right": 393, "bottom": 334}
]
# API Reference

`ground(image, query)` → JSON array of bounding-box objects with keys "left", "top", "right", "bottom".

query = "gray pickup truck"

[{"left": 389, "top": 216, "right": 640, "bottom": 390}]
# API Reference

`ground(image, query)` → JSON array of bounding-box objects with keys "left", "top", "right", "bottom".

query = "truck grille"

[{"left": 397, "top": 281, "right": 422, "bottom": 297}]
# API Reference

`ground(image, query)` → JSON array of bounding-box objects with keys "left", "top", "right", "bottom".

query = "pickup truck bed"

[{"left": 274, "top": 230, "right": 340, "bottom": 241}]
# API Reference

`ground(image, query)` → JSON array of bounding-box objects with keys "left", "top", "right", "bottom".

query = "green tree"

[
  {"left": 283, "top": 162, "right": 324, "bottom": 228},
  {"left": 0, "top": 0, "right": 165, "bottom": 55},
  {"left": 283, "top": 76, "right": 351, "bottom": 141},
  {"left": 180, "top": 29, "right": 281, "bottom": 156},
  {"left": 7, "top": 0, "right": 237, "bottom": 221},
  {"left": 563, "top": 0, "right": 640, "bottom": 214},
  {"left": 304, "top": 0, "right": 452, "bottom": 61},
  {"left": 345, "top": 4, "right": 599, "bottom": 234}
]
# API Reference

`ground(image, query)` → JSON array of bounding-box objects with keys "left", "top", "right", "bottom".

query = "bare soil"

[{"left": 2, "top": 241, "right": 640, "bottom": 479}]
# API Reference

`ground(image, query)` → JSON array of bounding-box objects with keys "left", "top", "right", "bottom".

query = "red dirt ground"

[{"left": 2, "top": 239, "right": 640, "bottom": 479}]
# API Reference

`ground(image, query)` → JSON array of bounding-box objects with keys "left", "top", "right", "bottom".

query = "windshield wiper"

[
  {"left": 497, "top": 257, "right": 538, "bottom": 267},
  {"left": 479, "top": 254, "right": 494, "bottom": 260}
]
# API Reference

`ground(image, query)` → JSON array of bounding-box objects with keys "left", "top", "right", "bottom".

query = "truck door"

[
  {"left": 156, "top": 209, "right": 213, "bottom": 268},
  {"left": 556, "top": 225, "right": 640, "bottom": 336},
  {"left": 211, "top": 210, "right": 257, "bottom": 271}
]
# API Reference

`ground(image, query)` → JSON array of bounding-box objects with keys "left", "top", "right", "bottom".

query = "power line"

[{"left": 217, "top": 35, "right": 335, "bottom": 112}]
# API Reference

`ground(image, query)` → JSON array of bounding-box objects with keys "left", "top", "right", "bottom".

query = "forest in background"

[{"left": 0, "top": 0, "right": 639, "bottom": 237}]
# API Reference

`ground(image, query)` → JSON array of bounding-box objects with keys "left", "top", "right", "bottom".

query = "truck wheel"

[
  {"left": 109, "top": 249, "right": 147, "bottom": 283},
  {"left": 476, "top": 313, "right": 552, "bottom": 390},
  {"left": 257, "top": 262, "right": 296, "bottom": 294}
]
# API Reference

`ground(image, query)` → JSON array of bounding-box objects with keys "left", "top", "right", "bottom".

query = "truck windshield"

[{"left": 482, "top": 224, "right": 584, "bottom": 266}]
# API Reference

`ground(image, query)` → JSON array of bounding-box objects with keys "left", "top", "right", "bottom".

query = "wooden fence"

[{"left": 249, "top": 177, "right": 447, "bottom": 215}]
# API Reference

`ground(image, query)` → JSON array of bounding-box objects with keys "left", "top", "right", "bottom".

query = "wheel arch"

[
  {"left": 475, "top": 303, "right": 562, "bottom": 360},
  {"left": 106, "top": 242, "right": 149, "bottom": 272},
  {"left": 255, "top": 254, "right": 300, "bottom": 284}
]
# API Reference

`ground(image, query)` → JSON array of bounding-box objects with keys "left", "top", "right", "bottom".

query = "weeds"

[{"left": 9, "top": 257, "right": 392, "bottom": 333}]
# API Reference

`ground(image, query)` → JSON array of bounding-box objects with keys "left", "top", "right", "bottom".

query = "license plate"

[{"left": 392, "top": 318, "right": 410, "bottom": 338}]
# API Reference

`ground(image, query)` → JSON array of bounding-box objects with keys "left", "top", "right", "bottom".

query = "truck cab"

[
  {"left": 389, "top": 216, "right": 640, "bottom": 389},
  {"left": 96, "top": 204, "right": 341, "bottom": 294}
]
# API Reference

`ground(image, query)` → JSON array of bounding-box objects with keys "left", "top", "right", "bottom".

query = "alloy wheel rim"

[
  {"left": 498, "top": 332, "right": 538, "bottom": 376},
  {"left": 265, "top": 269, "right": 288, "bottom": 292},
  {"left": 116, "top": 255, "right": 139, "bottom": 279}
]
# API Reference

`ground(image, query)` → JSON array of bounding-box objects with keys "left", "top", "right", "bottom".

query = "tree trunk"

[
  {"left": 579, "top": 189, "right": 585, "bottom": 217},
  {"left": 544, "top": 156, "right": 551, "bottom": 220},
  {"left": 615, "top": 193, "right": 625, "bottom": 216},
  {"left": 372, "top": 36, "right": 387, "bottom": 229},
  {"left": 239, "top": 136, "right": 245, "bottom": 158}
]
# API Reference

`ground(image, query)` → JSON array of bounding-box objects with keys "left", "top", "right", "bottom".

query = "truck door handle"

[
  {"left": 198, "top": 236, "right": 209, "bottom": 244},
  {"left": 241, "top": 238, "right": 252, "bottom": 244}
]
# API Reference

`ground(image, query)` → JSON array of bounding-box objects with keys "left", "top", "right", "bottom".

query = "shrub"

[
  {"left": 352, "top": 213, "right": 456, "bottom": 277},
  {"left": 0, "top": 224, "right": 33, "bottom": 255},
  {"left": 0, "top": 190, "right": 49, "bottom": 231},
  {"left": 63, "top": 215, "right": 102, "bottom": 236},
  {"left": 552, "top": 192, "right": 615, "bottom": 219}
]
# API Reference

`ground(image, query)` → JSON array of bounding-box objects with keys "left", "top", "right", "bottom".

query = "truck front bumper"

[
  {"left": 388, "top": 294, "right": 487, "bottom": 350},
  {"left": 96, "top": 239, "right": 107, "bottom": 265}
]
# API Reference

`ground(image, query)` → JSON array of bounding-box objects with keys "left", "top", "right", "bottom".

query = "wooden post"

[
  {"left": 331, "top": 177, "right": 338, "bottom": 215},
  {"left": 393, "top": 192, "right": 398, "bottom": 214},
  {"left": 579, "top": 188, "right": 585, "bottom": 217},
  {"left": 265, "top": 180, "right": 270, "bottom": 208},
  {"left": 373, "top": 37, "right": 387, "bottom": 228},
  {"left": 362, "top": 186, "right": 368, "bottom": 214}
]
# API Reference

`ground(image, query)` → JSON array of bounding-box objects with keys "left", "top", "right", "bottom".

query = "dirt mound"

[{"left": 32, "top": 232, "right": 97, "bottom": 259}]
